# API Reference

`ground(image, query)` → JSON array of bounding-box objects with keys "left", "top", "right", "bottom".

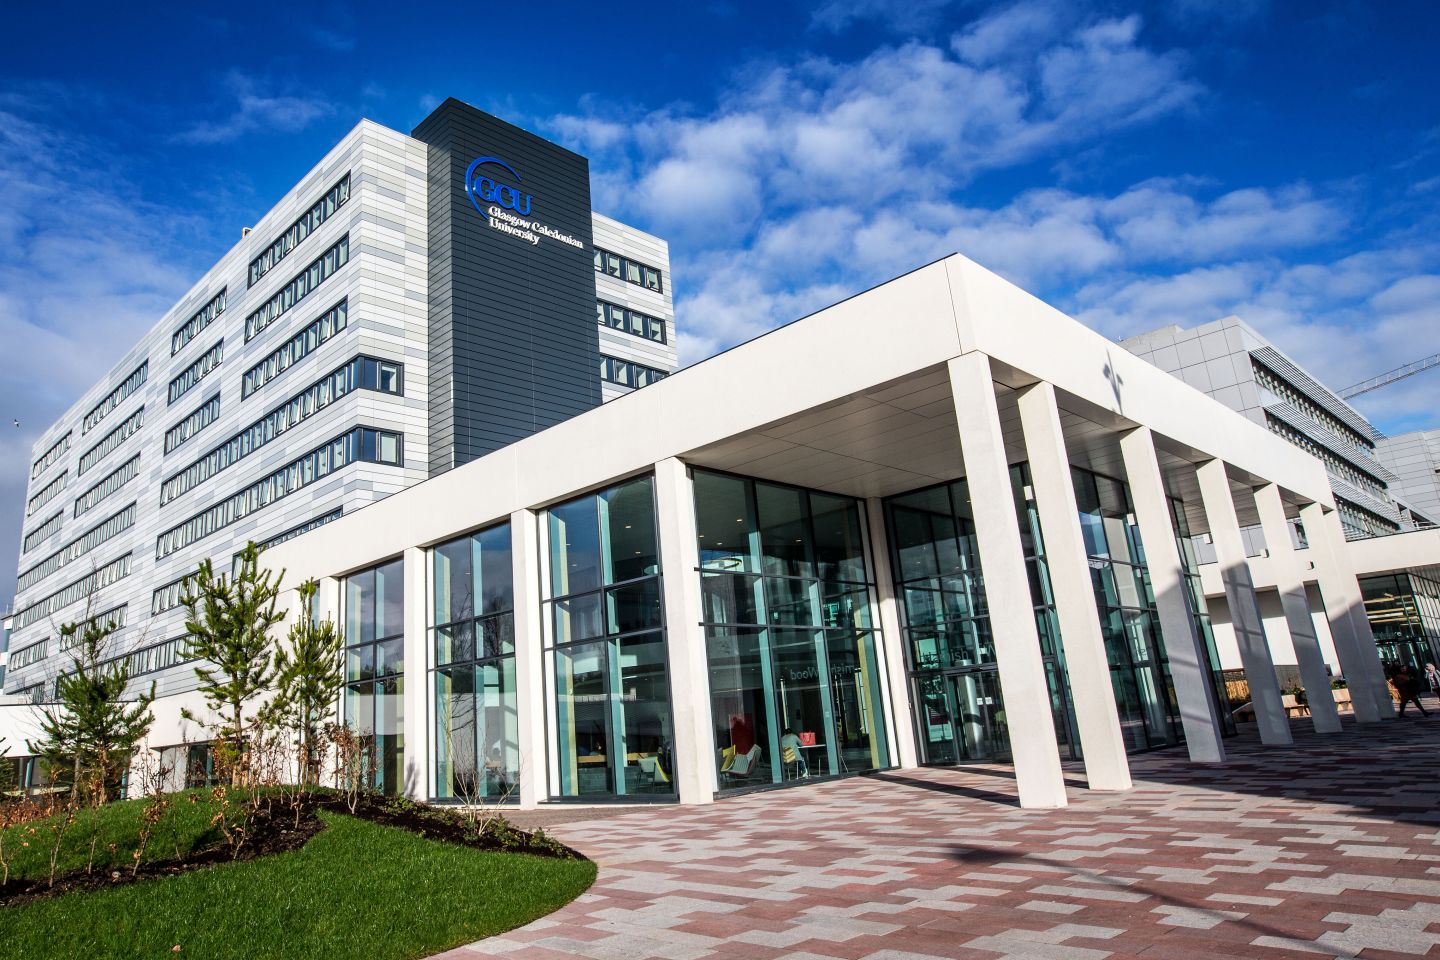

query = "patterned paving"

[{"left": 434, "top": 717, "right": 1440, "bottom": 960}]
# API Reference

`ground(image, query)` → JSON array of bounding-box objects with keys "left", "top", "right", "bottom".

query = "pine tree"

[
  {"left": 179, "top": 543, "right": 285, "bottom": 779},
  {"left": 267, "top": 579, "right": 345, "bottom": 786},
  {"left": 33, "top": 611, "right": 154, "bottom": 805}
]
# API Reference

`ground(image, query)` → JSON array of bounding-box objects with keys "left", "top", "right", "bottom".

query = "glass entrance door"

[
  {"left": 914, "top": 669, "right": 1012, "bottom": 763},
  {"left": 949, "top": 670, "right": 1010, "bottom": 762}
]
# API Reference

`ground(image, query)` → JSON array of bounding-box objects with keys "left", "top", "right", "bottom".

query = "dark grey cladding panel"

[{"left": 413, "top": 98, "right": 601, "bottom": 477}]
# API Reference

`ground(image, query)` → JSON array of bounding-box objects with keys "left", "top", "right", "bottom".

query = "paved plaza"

[{"left": 437, "top": 717, "right": 1440, "bottom": 960}]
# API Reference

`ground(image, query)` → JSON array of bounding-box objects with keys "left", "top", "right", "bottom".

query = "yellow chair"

[{"left": 782, "top": 745, "right": 802, "bottom": 779}]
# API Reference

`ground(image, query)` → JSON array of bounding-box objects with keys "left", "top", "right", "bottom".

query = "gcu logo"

[{"left": 465, "top": 156, "right": 532, "bottom": 220}]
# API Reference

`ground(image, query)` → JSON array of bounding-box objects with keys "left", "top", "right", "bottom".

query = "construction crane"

[{"left": 1339, "top": 352, "right": 1440, "bottom": 400}]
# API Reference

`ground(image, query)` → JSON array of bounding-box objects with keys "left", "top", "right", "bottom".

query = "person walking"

[
  {"left": 1395, "top": 665, "right": 1430, "bottom": 718},
  {"left": 1426, "top": 662, "right": 1440, "bottom": 697}
]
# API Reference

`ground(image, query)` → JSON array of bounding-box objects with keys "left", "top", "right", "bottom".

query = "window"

[
  {"left": 168, "top": 341, "right": 223, "bottom": 405},
  {"left": 27, "top": 471, "right": 67, "bottom": 517},
  {"left": 22, "top": 512, "right": 63, "bottom": 554},
  {"left": 120, "top": 636, "right": 190, "bottom": 678},
  {"left": 593, "top": 247, "right": 664, "bottom": 294},
  {"left": 165, "top": 394, "right": 220, "bottom": 455},
  {"left": 242, "top": 300, "right": 348, "bottom": 397},
  {"left": 10, "top": 641, "right": 49, "bottom": 670},
  {"left": 1252, "top": 361, "right": 1374, "bottom": 453},
  {"left": 13, "top": 553, "right": 132, "bottom": 630},
  {"left": 884, "top": 471, "right": 1076, "bottom": 765},
  {"left": 245, "top": 235, "right": 350, "bottom": 342},
  {"left": 254, "top": 508, "right": 343, "bottom": 552},
  {"left": 1072, "top": 467, "right": 1179, "bottom": 753},
  {"left": 161, "top": 357, "right": 403, "bottom": 505},
  {"left": 155, "top": 427, "right": 401, "bottom": 558},
  {"left": 432, "top": 523, "right": 516, "bottom": 802},
  {"left": 78, "top": 407, "right": 144, "bottom": 476},
  {"left": 600, "top": 356, "right": 668, "bottom": 390},
  {"left": 345, "top": 560, "right": 405, "bottom": 796},
  {"left": 1264, "top": 413, "right": 1389, "bottom": 498},
  {"left": 596, "top": 300, "right": 666, "bottom": 344},
  {"left": 16, "top": 502, "right": 136, "bottom": 594},
  {"left": 152, "top": 574, "right": 192, "bottom": 616},
  {"left": 545, "top": 475, "right": 674, "bottom": 799},
  {"left": 1337, "top": 498, "right": 1401, "bottom": 541},
  {"left": 249, "top": 174, "right": 351, "bottom": 287},
  {"left": 32, "top": 433, "right": 70, "bottom": 480},
  {"left": 58, "top": 606, "right": 128, "bottom": 652},
  {"left": 74, "top": 454, "right": 140, "bottom": 519},
  {"left": 171, "top": 289, "right": 226, "bottom": 356},
  {"left": 83, "top": 361, "right": 148, "bottom": 434},
  {"left": 695, "top": 470, "right": 890, "bottom": 791}
]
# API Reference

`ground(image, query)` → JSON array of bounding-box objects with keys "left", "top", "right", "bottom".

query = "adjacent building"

[
  {"left": 5, "top": 100, "right": 675, "bottom": 712},
  {"left": 1123, "top": 316, "right": 1440, "bottom": 675},
  {"left": 1377, "top": 429, "right": 1440, "bottom": 523},
  {"left": 1122, "top": 315, "right": 1432, "bottom": 541}
]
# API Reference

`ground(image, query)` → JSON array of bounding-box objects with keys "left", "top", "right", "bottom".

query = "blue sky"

[{"left": 2, "top": 0, "right": 1438, "bottom": 608}]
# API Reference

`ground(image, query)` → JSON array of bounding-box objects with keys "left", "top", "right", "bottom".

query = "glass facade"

[
  {"left": 1361, "top": 572, "right": 1440, "bottom": 673},
  {"left": 1169, "top": 498, "right": 1238, "bottom": 737},
  {"left": 545, "top": 475, "right": 674, "bottom": 799},
  {"left": 696, "top": 470, "right": 890, "bottom": 791},
  {"left": 432, "top": 523, "right": 518, "bottom": 802},
  {"left": 1072, "top": 468, "right": 1180, "bottom": 752},
  {"left": 885, "top": 469, "right": 1074, "bottom": 766},
  {"left": 344, "top": 559, "right": 405, "bottom": 796}
]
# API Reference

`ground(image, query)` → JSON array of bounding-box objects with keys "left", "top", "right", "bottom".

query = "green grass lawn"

[
  {"left": 0, "top": 811, "right": 596, "bottom": 960},
  {"left": 0, "top": 789, "right": 227, "bottom": 881}
]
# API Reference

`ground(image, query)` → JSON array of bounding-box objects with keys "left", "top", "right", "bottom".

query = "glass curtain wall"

[
  {"left": 1169, "top": 498, "right": 1238, "bottom": 737},
  {"left": 432, "top": 523, "right": 517, "bottom": 802},
  {"left": 883, "top": 468, "right": 1075, "bottom": 766},
  {"left": 1361, "top": 572, "right": 1440, "bottom": 673},
  {"left": 694, "top": 470, "right": 890, "bottom": 792},
  {"left": 344, "top": 559, "right": 405, "bottom": 795},
  {"left": 545, "top": 475, "right": 675, "bottom": 800},
  {"left": 1072, "top": 468, "right": 1180, "bottom": 752}
]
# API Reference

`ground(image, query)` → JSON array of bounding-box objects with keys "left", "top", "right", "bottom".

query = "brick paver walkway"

[{"left": 434, "top": 718, "right": 1440, "bottom": 960}]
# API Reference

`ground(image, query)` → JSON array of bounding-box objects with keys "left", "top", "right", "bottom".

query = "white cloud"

[
  {"left": 176, "top": 72, "right": 332, "bottom": 145},
  {"left": 0, "top": 103, "right": 211, "bottom": 608},
  {"left": 557, "top": 12, "right": 1201, "bottom": 249}
]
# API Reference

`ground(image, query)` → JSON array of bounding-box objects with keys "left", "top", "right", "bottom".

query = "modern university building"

[{"left": 2, "top": 100, "right": 1432, "bottom": 810}]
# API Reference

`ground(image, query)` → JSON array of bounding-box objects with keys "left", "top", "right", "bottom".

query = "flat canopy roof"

[{"left": 264, "top": 253, "right": 1334, "bottom": 585}]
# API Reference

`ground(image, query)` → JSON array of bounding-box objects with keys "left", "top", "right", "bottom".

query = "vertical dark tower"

[{"left": 412, "top": 99, "right": 602, "bottom": 476}]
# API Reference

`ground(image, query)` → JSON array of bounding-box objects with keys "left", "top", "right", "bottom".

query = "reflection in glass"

[
  {"left": 885, "top": 468, "right": 1076, "bottom": 765},
  {"left": 694, "top": 470, "right": 890, "bottom": 792},
  {"left": 432, "top": 522, "right": 518, "bottom": 801},
  {"left": 344, "top": 558, "right": 405, "bottom": 795},
  {"left": 545, "top": 475, "right": 674, "bottom": 799}
]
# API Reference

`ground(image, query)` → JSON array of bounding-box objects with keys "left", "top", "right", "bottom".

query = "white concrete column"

[
  {"left": 865, "top": 496, "right": 919, "bottom": 769},
  {"left": 948, "top": 353, "right": 1067, "bottom": 809},
  {"left": 654, "top": 458, "right": 718, "bottom": 804},
  {"left": 317, "top": 576, "right": 342, "bottom": 630},
  {"left": 1195, "top": 460, "right": 1292, "bottom": 746},
  {"left": 402, "top": 546, "right": 430, "bottom": 800},
  {"left": 318, "top": 576, "right": 344, "bottom": 736},
  {"left": 1253, "top": 484, "right": 1342, "bottom": 734},
  {"left": 1016, "top": 383, "right": 1131, "bottom": 791},
  {"left": 1118, "top": 428, "right": 1226, "bottom": 763},
  {"left": 511, "top": 508, "right": 548, "bottom": 808},
  {"left": 1297, "top": 503, "right": 1392, "bottom": 722}
]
